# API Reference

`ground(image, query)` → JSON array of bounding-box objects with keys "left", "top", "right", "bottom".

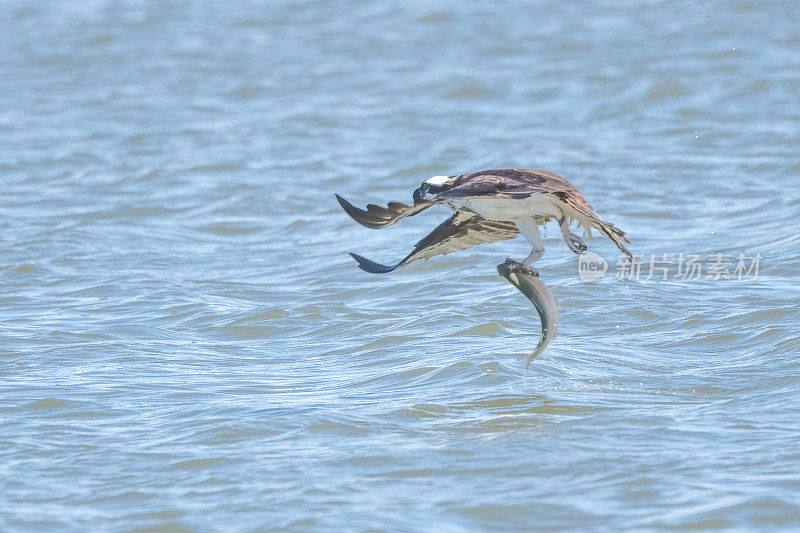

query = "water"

[{"left": 2, "top": 0, "right": 800, "bottom": 530}]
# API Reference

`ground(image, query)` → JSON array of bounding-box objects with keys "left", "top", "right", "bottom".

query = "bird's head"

[{"left": 413, "top": 175, "right": 452, "bottom": 203}]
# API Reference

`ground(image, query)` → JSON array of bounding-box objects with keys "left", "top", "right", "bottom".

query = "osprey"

[{"left": 336, "top": 169, "right": 631, "bottom": 273}]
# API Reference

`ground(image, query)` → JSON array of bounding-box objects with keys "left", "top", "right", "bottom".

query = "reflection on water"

[{"left": 2, "top": 0, "right": 800, "bottom": 530}]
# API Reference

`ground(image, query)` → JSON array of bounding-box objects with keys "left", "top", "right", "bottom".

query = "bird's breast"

[{"left": 453, "top": 195, "right": 562, "bottom": 222}]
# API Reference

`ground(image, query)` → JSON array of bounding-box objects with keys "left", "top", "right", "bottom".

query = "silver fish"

[{"left": 497, "top": 259, "right": 559, "bottom": 367}]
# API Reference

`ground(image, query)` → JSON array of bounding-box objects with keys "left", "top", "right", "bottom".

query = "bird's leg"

[
  {"left": 510, "top": 219, "right": 545, "bottom": 274},
  {"left": 522, "top": 247, "right": 545, "bottom": 265},
  {"left": 559, "top": 217, "right": 587, "bottom": 254}
]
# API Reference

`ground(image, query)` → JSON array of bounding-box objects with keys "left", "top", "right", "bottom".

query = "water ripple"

[{"left": 2, "top": 0, "right": 800, "bottom": 530}]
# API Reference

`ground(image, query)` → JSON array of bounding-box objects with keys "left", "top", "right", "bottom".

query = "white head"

[
  {"left": 414, "top": 175, "right": 452, "bottom": 203},
  {"left": 425, "top": 175, "right": 450, "bottom": 186}
]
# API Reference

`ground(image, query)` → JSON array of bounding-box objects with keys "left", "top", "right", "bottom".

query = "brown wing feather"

[
  {"left": 350, "top": 212, "right": 520, "bottom": 273},
  {"left": 335, "top": 194, "right": 433, "bottom": 229},
  {"left": 434, "top": 169, "right": 571, "bottom": 199}
]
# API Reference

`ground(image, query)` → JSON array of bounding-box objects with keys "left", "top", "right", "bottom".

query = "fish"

[{"left": 496, "top": 259, "right": 559, "bottom": 367}]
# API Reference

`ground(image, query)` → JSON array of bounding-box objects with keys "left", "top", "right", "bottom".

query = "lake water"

[{"left": 3, "top": 1, "right": 800, "bottom": 530}]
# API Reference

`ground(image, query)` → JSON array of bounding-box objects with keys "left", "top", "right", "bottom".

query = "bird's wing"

[
  {"left": 335, "top": 194, "right": 433, "bottom": 229},
  {"left": 432, "top": 169, "right": 572, "bottom": 199},
  {"left": 350, "top": 211, "right": 520, "bottom": 273}
]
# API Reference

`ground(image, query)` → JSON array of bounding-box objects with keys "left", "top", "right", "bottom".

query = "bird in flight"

[{"left": 336, "top": 168, "right": 631, "bottom": 274}]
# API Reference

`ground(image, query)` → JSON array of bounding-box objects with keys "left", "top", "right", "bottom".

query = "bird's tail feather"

[
  {"left": 567, "top": 207, "right": 633, "bottom": 262},
  {"left": 591, "top": 219, "right": 633, "bottom": 261}
]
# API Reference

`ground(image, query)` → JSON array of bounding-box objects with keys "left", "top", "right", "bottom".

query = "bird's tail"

[
  {"left": 590, "top": 218, "right": 632, "bottom": 262},
  {"left": 566, "top": 206, "right": 633, "bottom": 262}
]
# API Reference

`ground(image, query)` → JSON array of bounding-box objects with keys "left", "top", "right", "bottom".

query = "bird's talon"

[
  {"left": 566, "top": 234, "right": 587, "bottom": 254},
  {"left": 503, "top": 259, "right": 539, "bottom": 276}
]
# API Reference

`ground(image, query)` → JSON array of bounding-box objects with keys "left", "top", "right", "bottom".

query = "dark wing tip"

[
  {"left": 335, "top": 193, "right": 387, "bottom": 229},
  {"left": 349, "top": 253, "right": 398, "bottom": 274},
  {"left": 335, "top": 193, "right": 361, "bottom": 218}
]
